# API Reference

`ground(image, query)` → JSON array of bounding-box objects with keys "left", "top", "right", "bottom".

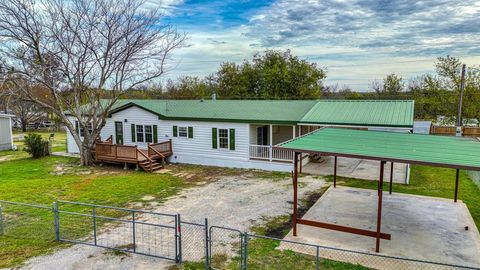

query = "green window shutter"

[
  {"left": 153, "top": 125, "right": 158, "bottom": 143},
  {"left": 131, "top": 124, "right": 136, "bottom": 142},
  {"left": 229, "top": 128, "right": 235, "bottom": 150},
  {"left": 75, "top": 121, "right": 79, "bottom": 134},
  {"left": 173, "top": 125, "right": 178, "bottom": 137},
  {"left": 212, "top": 128, "right": 217, "bottom": 149},
  {"left": 188, "top": 126, "right": 193, "bottom": 138}
]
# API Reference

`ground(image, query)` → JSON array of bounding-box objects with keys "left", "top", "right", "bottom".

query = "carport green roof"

[
  {"left": 277, "top": 128, "right": 480, "bottom": 171},
  {"left": 107, "top": 99, "right": 414, "bottom": 127},
  {"left": 299, "top": 100, "right": 414, "bottom": 127}
]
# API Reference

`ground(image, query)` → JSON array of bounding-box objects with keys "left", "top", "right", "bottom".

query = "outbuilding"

[{"left": 0, "top": 114, "right": 14, "bottom": 151}]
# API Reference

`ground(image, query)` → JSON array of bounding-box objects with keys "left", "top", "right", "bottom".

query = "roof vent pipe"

[{"left": 212, "top": 92, "right": 217, "bottom": 101}]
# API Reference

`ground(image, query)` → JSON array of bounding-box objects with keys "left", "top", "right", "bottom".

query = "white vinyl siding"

[{"left": 66, "top": 106, "right": 294, "bottom": 171}]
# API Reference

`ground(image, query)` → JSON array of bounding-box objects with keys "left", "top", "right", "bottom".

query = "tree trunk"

[
  {"left": 22, "top": 122, "right": 27, "bottom": 132},
  {"left": 80, "top": 144, "right": 94, "bottom": 166}
]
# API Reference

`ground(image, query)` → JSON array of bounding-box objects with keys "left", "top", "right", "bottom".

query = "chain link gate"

[{"left": 55, "top": 201, "right": 181, "bottom": 262}]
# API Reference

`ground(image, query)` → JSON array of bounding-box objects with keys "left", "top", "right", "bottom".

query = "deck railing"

[
  {"left": 95, "top": 143, "right": 138, "bottom": 161},
  {"left": 148, "top": 140, "right": 172, "bottom": 156},
  {"left": 249, "top": 144, "right": 294, "bottom": 162}
]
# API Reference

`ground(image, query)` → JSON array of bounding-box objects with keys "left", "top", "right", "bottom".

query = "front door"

[
  {"left": 256, "top": 126, "right": 269, "bottom": 145},
  {"left": 115, "top": 121, "right": 124, "bottom": 144}
]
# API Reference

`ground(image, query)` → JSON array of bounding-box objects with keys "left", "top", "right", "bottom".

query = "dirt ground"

[{"left": 16, "top": 173, "right": 327, "bottom": 270}]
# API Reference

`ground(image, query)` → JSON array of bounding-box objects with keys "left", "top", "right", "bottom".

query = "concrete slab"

[
  {"left": 303, "top": 156, "right": 409, "bottom": 184},
  {"left": 282, "top": 186, "right": 480, "bottom": 269}
]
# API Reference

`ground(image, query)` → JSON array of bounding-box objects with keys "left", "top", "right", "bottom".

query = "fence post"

[
  {"left": 53, "top": 202, "right": 60, "bottom": 241},
  {"left": 92, "top": 206, "right": 97, "bottom": 246},
  {"left": 204, "top": 218, "right": 210, "bottom": 269},
  {"left": 132, "top": 211, "right": 136, "bottom": 253},
  {"left": 176, "top": 214, "right": 182, "bottom": 264},
  {"left": 0, "top": 205, "right": 4, "bottom": 235},
  {"left": 316, "top": 246, "right": 320, "bottom": 270},
  {"left": 243, "top": 232, "right": 248, "bottom": 270}
]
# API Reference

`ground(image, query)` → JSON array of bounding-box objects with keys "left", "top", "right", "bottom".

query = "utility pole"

[{"left": 456, "top": 64, "right": 466, "bottom": 137}]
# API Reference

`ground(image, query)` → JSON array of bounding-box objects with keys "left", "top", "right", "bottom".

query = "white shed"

[{"left": 0, "top": 114, "right": 14, "bottom": 151}]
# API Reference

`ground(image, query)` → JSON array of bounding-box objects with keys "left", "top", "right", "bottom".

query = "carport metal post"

[
  {"left": 389, "top": 162, "right": 394, "bottom": 194},
  {"left": 376, "top": 161, "right": 386, "bottom": 253},
  {"left": 293, "top": 152, "right": 299, "bottom": 236},
  {"left": 454, "top": 169, "right": 460, "bottom": 202},
  {"left": 334, "top": 156, "right": 337, "bottom": 188}
]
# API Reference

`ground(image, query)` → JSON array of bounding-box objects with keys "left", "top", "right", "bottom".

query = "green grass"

[
  {"left": 328, "top": 164, "right": 480, "bottom": 228},
  {"left": 0, "top": 131, "right": 67, "bottom": 160},
  {"left": 0, "top": 155, "right": 186, "bottom": 267}
]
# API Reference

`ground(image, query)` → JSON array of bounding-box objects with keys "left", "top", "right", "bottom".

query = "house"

[
  {"left": 0, "top": 114, "right": 14, "bottom": 151},
  {"left": 66, "top": 99, "right": 415, "bottom": 172}
]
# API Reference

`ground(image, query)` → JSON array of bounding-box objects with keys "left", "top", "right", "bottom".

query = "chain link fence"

[{"left": 1, "top": 199, "right": 480, "bottom": 270}]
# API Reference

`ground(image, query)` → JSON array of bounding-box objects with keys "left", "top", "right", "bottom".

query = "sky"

[{"left": 154, "top": 0, "right": 480, "bottom": 91}]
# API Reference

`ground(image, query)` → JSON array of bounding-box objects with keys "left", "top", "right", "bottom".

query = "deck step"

[{"left": 138, "top": 160, "right": 164, "bottom": 172}]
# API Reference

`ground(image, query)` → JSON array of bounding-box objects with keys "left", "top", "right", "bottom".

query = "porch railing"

[
  {"left": 249, "top": 144, "right": 294, "bottom": 162},
  {"left": 95, "top": 143, "right": 138, "bottom": 161}
]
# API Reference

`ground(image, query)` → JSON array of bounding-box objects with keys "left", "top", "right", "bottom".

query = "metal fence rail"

[
  {"left": 55, "top": 200, "right": 180, "bottom": 262},
  {"left": 0, "top": 200, "right": 54, "bottom": 240},
  {"left": 1, "top": 199, "right": 480, "bottom": 270}
]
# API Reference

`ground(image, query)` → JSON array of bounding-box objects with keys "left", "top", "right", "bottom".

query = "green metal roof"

[
  {"left": 109, "top": 99, "right": 318, "bottom": 124},
  {"left": 277, "top": 128, "right": 480, "bottom": 171},
  {"left": 107, "top": 99, "right": 415, "bottom": 127},
  {"left": 299, "top": 100, "right": 414, "bottom": 127}
]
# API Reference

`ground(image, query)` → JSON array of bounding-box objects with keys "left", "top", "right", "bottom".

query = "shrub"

[{"left": 23, "top": 133, "right": 50, "bottom": 158}]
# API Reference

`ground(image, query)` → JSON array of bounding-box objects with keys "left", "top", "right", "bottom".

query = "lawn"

[
  {"left": 327, "top": 164, "right": 480, "bottom": 228},
  {"left": 0, "top": 133, "right": 287, "bottom": 268},
  {"left": 0, "top": 131, "right": 67, "bottom": 160},
  {"left": 2, "top": 133, "right": 479, "bottom": 270},
  {"left": 0, "top": 155, "right": 186, "bottom": 267}
]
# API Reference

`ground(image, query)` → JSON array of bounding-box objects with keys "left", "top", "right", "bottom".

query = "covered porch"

[{"left": 249, "top": 124, "right": 317, "bottom": 163}]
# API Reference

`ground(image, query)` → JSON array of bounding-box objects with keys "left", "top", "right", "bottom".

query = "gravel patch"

[{"left": 17, "top": 174, "right": 327, "bottom": 270}]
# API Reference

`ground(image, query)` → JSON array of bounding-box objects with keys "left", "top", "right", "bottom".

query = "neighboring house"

[
  {"left": 0, "top": 114, "right": 14, "bottom": 151},
  {"left": 66, "top": 100, "right": 414, "bottom": 172}
]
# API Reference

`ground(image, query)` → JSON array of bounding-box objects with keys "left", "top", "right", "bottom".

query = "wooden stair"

[{"left": 138, "top": 158, "right": 164, "bottom": 172}]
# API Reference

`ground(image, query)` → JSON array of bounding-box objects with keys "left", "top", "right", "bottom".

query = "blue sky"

[{"left": 154, "top": 0, "right": 480, "bottom": 91}]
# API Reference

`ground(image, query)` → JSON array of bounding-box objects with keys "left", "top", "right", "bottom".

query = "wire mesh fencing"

[
  {"left": 209, "top": 226, "right": 244, "bottom": 269},
  {"left": 179, "top": 218, "right": 208, "bottom": 265},
  {"left": 1, "top": 198, "right": 480, "bottom": 270},
  {"left": 56, "top": 200, "right": 180, "bottom": 261},
  {"left": 208, "top": 228, "right": 480, "bottom": 270},
  {"left": 0, "top": 200, "right": 55, "bottom": 240}
]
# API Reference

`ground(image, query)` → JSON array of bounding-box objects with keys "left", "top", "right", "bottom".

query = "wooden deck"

[{"left": 94, "top": 139, "right": 173, "bottom": 172}]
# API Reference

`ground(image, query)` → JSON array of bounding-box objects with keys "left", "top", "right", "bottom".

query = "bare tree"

[{"left": 0, "top": 0, "right": 186, "bottom": 165}]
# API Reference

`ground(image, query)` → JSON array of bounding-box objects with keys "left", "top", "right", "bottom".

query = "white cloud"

[{"left": 165, "top": 0, "right": 480, "bottom": 90}]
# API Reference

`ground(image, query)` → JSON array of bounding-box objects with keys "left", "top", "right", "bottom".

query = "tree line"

[{"left": 126, "top": 53, "right": 479, "bottom": 121}]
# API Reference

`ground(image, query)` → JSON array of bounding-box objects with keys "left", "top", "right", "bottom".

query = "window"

[
  {"left": 173, "top": 125, "right": 193, "bottom": 139},
  {"left": 145, "top": 125, "right": 153, "bottom": 143},
  {"left": 135, "top": 125, "right": 153, "bottom": 143},
  {"left": 178, "top": 126, "right": 188, "bottom": 137},
  {"left": 76, "top": 121, "right": 92, "bottom": 137},
  {"left": 136, "top": 125, "right": 144, "bottom": 142},
  {"left": 218, "top": 128, "right": 229, "bottom": 149}
]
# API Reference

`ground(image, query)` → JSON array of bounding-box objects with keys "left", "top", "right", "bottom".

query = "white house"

[
  {"left": 66, "top": 99, "right": 415, "bottom": 172},
  {"left": 0, "top": 114, "right": 14, "bottom": 151}
]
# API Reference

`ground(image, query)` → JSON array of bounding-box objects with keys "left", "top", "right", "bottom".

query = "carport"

[{"left": 276, "top": 127, "right": 480, "bottom": 252}]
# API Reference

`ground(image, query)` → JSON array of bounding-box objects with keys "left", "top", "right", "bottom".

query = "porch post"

[
  {"left": 376, "top": 161, "right": 386, "bottom": 253},
  {"left": 292, "top": 125, "right": 296, "bottom": 138},
  {"left": 269, "top": 125, "right": 273, "bottom": 161},
  {"left": 454, "top": 169, "right": 460, "bottom": 202},
  {"left": 293, "top": 152, "right": 299, "bottom": 236},
  {"left": 334, "top": 156, "right": 337, "bottom": 188},
  {"left": 389, "top": 162, "right": 394, "bottom": 195}
]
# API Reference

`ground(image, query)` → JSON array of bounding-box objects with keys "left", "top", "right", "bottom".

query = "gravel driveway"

[{"left": 17, "top": 174, "right": 327, "bottom": 270}]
